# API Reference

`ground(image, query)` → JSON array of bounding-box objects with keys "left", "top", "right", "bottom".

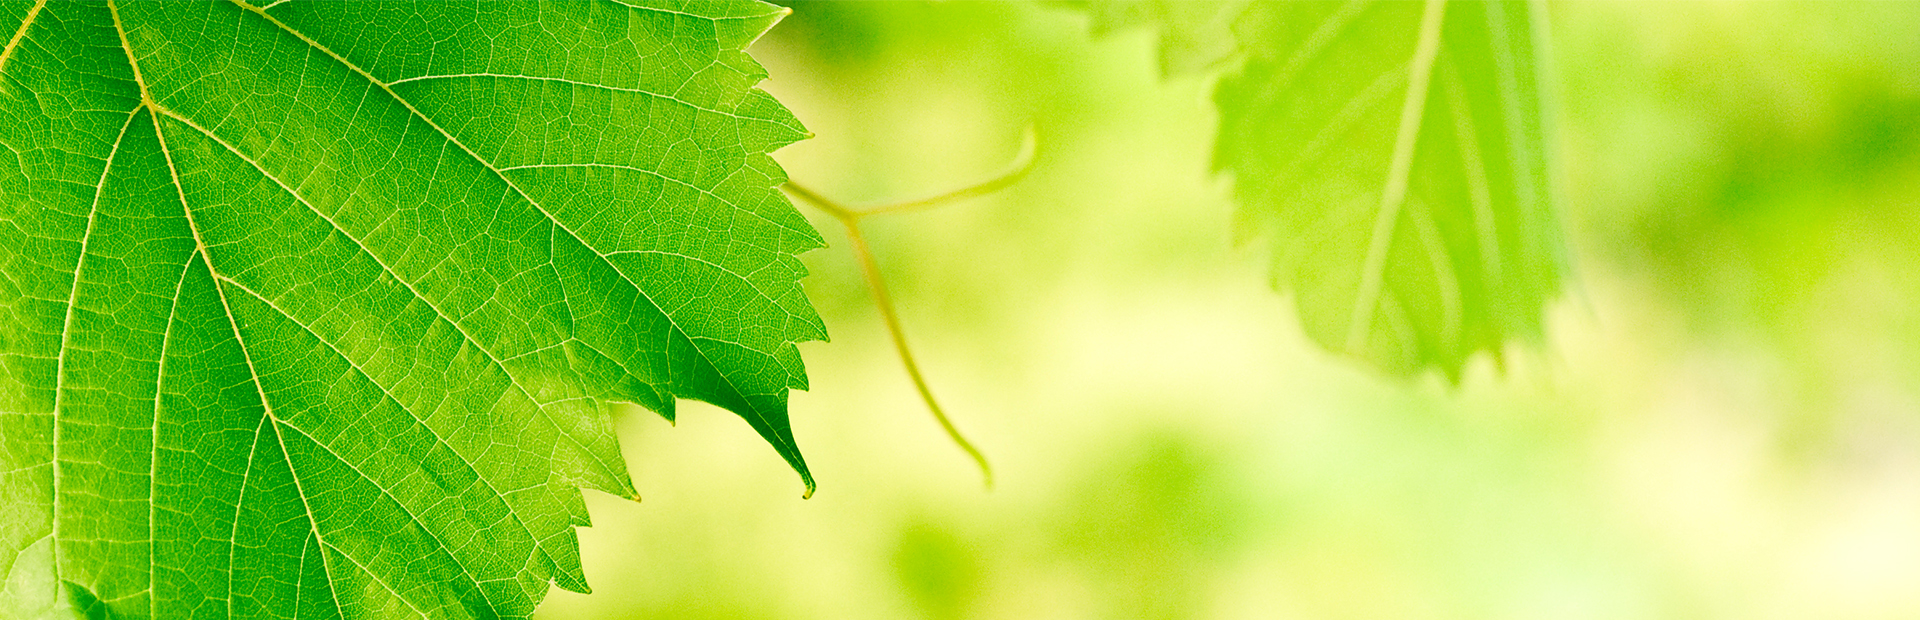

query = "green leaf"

[
  {"left": 0, "top": 1, "right": 821, "bottom": 618},
  {"left": 1095, "top": 0, "right": 1566, "bottom": 378}
]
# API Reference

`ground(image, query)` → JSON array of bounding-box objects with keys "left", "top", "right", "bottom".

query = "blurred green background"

[{"left": 537, "top": 3, "right": 1920, "bottom": 619}]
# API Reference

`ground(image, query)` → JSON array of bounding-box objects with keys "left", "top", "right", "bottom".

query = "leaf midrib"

[
  {"left": 1346, "top": 0, "right": 1449, "bottom": 353},
  {"left": 162, "top": 94, "right": 471, "bottom": 620},
  {"left": 112, "top": 2, "right": 507, "bottom": 616},
  {"left": 146, "top": 82, "right": 584, "bottom": 619}
]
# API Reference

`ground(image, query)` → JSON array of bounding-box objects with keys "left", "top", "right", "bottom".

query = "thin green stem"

[
  {"left": 841, "top": 216, "right": 993, "bottom": 489},
  {"left": 786, "top": 166, "right": 1031, "bottom": 489},
  {"left": 850, "top": 127, "right": 1036, "bottom": 217},
  {"left": 782, "top": 130, "right": 1037, "bottom": 488},
  {"left": 781, "top": 181, "right": 856, "bottom": 222}
]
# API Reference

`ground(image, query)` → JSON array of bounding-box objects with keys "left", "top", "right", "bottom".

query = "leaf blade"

[{"left": 1, "top": 1, "right": 822, "bottom": 617}]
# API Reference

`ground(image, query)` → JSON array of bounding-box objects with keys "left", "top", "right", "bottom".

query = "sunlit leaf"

[{"left": 0, "top": 1, "right": 820, "bottom": 617}]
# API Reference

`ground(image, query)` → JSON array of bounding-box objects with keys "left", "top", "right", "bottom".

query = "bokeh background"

[{"left": 537, "top": 3, "right": 1920, "bottom": 619}]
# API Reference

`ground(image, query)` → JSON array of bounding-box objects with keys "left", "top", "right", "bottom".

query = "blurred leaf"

[
  {"left": 892, "top": 522, "right": 982, "bottom": 618},
  {"left": 1092, "top": 0, "right": 1566, "bottom": 378},
  {"left": 1054, "top": 433, "right": 1250, "bottom": 620},
  {"left": 0, "top": 1, "right": 819, "bottom": 617}
]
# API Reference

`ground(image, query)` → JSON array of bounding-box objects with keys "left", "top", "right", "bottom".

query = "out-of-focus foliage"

[
  {"left": 1564, "top": 3, "right": 1920, "bottom": 462},
  {"left": 537, "top": 2, "right": 1920, "bottom": 620}
]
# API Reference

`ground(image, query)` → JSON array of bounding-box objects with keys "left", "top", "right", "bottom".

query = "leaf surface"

[
  {"left": 1096, "top": 0, "right": 1566, "bottom": 378},
  {"left": 0, "top": 1, "right": 821, "bottom": 618}
]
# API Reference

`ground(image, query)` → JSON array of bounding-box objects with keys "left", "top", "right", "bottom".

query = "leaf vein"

[
  {"left": 147, "top": 221, "right": 192, "bottom": 620},
  {"left": 498, "top": 161, "right": 813, "bottom": 241},
  {"left": 46, "top": 101, "right": 141, "bottom": 593},
  {"left": 315, "top": 539, "right": 429, "bottom": 620},
  {"left": 1346, "top": 0, "right": 1448, "bottom": 353},
  {"left": 230, "top": 0, "right": 803, "bottom": 464},
  {"left": 387, "top": 72, "right": 753, "bottom": 122}
]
